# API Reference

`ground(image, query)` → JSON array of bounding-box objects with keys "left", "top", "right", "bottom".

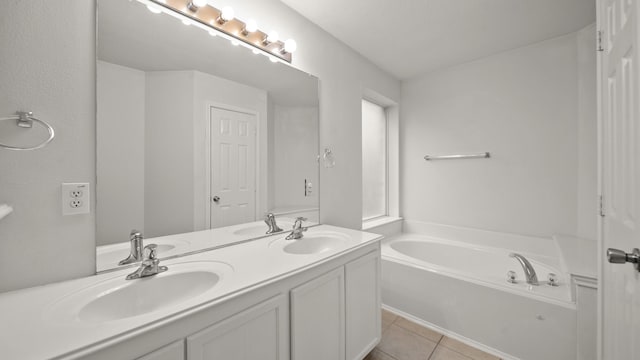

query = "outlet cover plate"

[{"left": 62, "top": 183, "right": 90, "bottom": 215}]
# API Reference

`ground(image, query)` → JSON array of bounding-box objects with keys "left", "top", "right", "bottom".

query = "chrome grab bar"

[{"left": 424, "top": 152, "right": 490, "bottom": 161}]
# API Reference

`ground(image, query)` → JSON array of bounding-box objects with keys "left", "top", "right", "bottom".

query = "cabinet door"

[
  {"left": 291, "top": 267, "right": 345, "bottom": 360},
  {"left": 186, "top": 295, "right": 287, "bottom": 360},
  {"left": 345, "top": 251, "right": 381, "bottom": 360},
  {"left": 137, "top": 341, "right": 184, "bottom": 360}
]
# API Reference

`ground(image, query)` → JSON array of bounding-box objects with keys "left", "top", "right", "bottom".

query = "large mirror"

[{"left": 96, "top": 0, "right": 319, "bottom": 271}]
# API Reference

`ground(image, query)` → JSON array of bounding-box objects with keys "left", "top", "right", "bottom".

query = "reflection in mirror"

[{"left": 96, "top": 0, "right": 319, "bottom": 272}]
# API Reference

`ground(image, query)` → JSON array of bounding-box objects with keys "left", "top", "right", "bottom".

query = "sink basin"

[
  {"left": 232, "top": 222, "right": 293, "bottom": 237},
  {"left": 96, "top": 238, "right": 190, "bottom": 272},
  {"left": 47, "top": 261, "right": 232, "bottom": 323},
  {"left": 270, "top": 231, "right": 350, "bottom": 255}
]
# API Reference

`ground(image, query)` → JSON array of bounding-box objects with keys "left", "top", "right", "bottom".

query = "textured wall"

[{"left": 0, "top": 0, "right": 96, "bottom": 292}]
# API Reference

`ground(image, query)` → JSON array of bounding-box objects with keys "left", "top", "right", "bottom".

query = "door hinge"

[
  {"left": 597, "top": 30, "right": 605, "bottom": 52},
  {"left": 600, "top": 195, "right": 606, "bottom": 217}
]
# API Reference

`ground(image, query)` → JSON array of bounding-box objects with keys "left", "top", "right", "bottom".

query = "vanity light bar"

[{"left": 144, "top": 0, "right": 294, "bottom": 63}]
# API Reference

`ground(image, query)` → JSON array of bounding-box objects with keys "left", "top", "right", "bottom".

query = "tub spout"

[{"left": 509, "top": 253, "right": 539, "bottom": 285}]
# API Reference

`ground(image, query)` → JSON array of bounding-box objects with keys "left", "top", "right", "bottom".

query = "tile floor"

[{"left": 364, "top": 310, "right": 501, "bottom": 360}]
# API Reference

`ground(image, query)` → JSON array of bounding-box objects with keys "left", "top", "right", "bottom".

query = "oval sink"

[
  {"left": 270, "top": 232, "right": 350, "bottom": 255},
  {"left": 47, "top": 261, "right": 232, "bottom": 323}
]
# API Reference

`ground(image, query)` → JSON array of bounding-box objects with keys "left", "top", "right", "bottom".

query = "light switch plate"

[{"left": 61, "top": 183, "right": 90, "bottom": 215}]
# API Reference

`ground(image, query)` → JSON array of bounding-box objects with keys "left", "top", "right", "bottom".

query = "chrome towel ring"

[{"left": 0, "top": 111, "right": 55, "bottom": 150}]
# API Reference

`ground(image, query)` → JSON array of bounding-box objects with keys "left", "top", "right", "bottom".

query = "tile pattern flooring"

[{"left": 364, "top": 310, "right": 501, "bottom": 360}]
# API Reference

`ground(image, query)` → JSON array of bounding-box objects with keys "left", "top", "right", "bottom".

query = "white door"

[
  {"left": 210, "top": 106, "right": 257, "bottom": 228},
  {"left": 600, "top": 0, "right": 640, "bottom": 358}
]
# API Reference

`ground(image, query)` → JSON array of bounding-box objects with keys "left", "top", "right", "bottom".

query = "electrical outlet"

[
  {"left": 304, "top": 179, "right": 313, "bottom": 197},
  {"left": 62, "top": 183, "right": 90, "bottom": 215}
]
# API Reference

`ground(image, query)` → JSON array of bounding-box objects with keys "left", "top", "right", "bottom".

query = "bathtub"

[{"left": 381, "top": 222, "right": 577, "bottom": 360}]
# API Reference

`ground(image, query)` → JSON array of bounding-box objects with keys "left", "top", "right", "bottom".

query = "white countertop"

[
  {"left": 0, "top": 225, "right": 382, "bottom": 360},
  {"left": 96, "top": 217, "right": 317, "bottom": 272}
]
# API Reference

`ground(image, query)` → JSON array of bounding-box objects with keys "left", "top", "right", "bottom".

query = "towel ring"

[{"left": 0, "top": 111, "right": 55, "bottom": 150}]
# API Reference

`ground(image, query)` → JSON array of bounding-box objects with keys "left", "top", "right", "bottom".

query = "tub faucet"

[
  {"left": 118, "top": 230, "right": 144, "bottom": 265},
  {"left": 285, "top": 217, "right": 308, "bottom": 240},
  {"left": 264, "top": 213, "right": 283, "bottom": 234},
  {"left": 126, "top": 244, "right": 168, "bottom": 280},
  {"left": 509, "top": 253, "right": 539, "bottom": 285}
]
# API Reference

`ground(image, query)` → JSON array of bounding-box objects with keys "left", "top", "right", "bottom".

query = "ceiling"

[
  {"left": 98, "top": 0, "right": 318, "bottom": 106},
  {"left": 280, "top": 0, "right": 596, "bottom": 79}
]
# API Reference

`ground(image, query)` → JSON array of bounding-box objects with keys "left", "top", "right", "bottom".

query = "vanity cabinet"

[
  {"left": 291, "top": 267, "right": 346, "bottom": 360},
  {"left": 345, "top": 251, "right": 381, "bottom": 360},
  {"left": 291, "top": 251, "right": 381, "bottom": 360},
  {"left": 137, "top": 341, "right": 185, "bottom": 360},
  {"left": 186, "top": 295, "right": 288, "bottom": 360},
  {"left": 83, "top": 242, "right": 381, "bottom": 360}
]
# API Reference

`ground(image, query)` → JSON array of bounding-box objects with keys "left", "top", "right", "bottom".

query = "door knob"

[
  {"left": 212, "top": 196, "right": 220, "bottom": 203},
  {"left": 607, "top": 248, "right": 640, "bottom": 272}
]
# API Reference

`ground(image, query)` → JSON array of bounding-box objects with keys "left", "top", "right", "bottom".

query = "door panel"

[
  {"left": 601, "top": 0, "right": 640, "bottom": 358},
  {"left": 210, "top": 107, "right": 257, "bottom": 228}
]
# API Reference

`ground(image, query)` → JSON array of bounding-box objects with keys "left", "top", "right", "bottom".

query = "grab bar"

[
  {"left": 0, "top": 111, "right": 55, "bottom": 151},
  {"left": 424, "top": 152, "right": 490, "bottom": 161}
]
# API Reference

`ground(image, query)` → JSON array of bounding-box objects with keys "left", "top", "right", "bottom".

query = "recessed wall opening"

[{"left": 362, "top": 99, "right": 388, "bottom": 221}]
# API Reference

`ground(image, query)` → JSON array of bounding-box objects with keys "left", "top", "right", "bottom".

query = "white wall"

[
  {"left": 400, "top": 28, "right": 597, "bottom": 239},
  {"left": 145, "top": 71, "right": 195, "bottom": 237},
  {"left": 221, "top": 0, "right": 402, "bottom": 229},
  {"left": 0, "top": 1, "right": 96, "bottom": 292},
  {"left": 272, "top": 106, "right": 319, "bottom": 210},
  {"left": 97, "top": 61, "right": 146, "bottom": 245},
  {"left": 576, "top": 24, "right": 598, "bottom": 240}
]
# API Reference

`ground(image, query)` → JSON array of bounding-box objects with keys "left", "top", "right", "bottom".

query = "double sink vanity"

[{"left": 1, "top": 223, "right": 382, "bottom": 360}]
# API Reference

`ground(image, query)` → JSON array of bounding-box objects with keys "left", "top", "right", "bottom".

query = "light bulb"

[
  {"left": 187, "top": 0, "right": 206, "bottom": 12},
  {"left": 220, "top": 6, "right": 235, "bottom": 21},
  {"left": 243, "top": 19, "right": 258, "bottom": 35},
  {"left": 266, "top": 31, "right": 279, "bottom": 44},
  {"left": 283, "top": 39, "right": 297, "bottom": 53}
]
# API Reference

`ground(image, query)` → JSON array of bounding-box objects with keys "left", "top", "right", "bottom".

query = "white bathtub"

[{"left": 381, "top": 222, "right": 577, "bottom": 360}]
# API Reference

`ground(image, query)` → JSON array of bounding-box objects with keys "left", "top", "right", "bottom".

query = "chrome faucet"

[
  {"left": 118, "top": 230, "right": 144, "bottom": 265},
  {"left": 126, "top": 244, "right": 168, "bottom": 280},
  {"left": 264, "top": 213, "right": 283, "bottom": 234},
  {"left": 285, "top": 217, "right": 308, "bottom": 240},
  {"left": 509, "top": 253, "right": 539, "bottom": 285}
]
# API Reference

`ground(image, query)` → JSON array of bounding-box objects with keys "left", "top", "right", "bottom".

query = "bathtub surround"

[
  {"left": 401, "top": 26, "right": 597, "bottom": 240},
  {"left": 0, "top": 0, "right": 96, "bottom": 292},
  {"left": 382, "top": 222, "right": 580, "bottom": 359}
]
